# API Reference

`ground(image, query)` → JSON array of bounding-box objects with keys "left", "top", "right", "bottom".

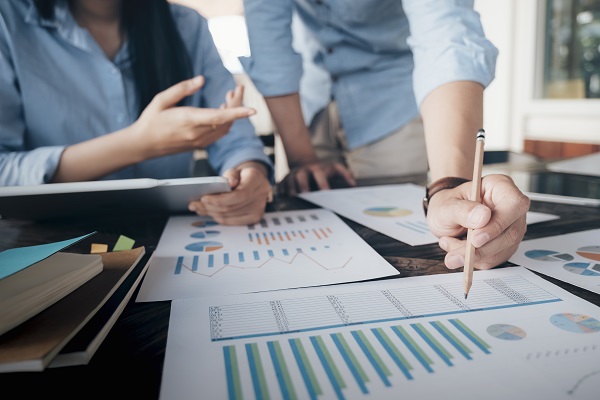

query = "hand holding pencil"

[{"left": 427, "top": 132, "right": 531, "bottom": 282}]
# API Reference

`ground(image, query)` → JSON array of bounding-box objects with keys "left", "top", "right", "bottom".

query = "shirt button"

[
  {"left": 116, "top": 113, "right": 125, "bottom": 123},
  {"left": 110, "top": 67, "right": 119, "bottom": 75},
  {"left": 327, "top": 47, "right": 333, "bottom": 54},
  {"left": 331, "top": 75, "right": 338, "bottom": 82}
]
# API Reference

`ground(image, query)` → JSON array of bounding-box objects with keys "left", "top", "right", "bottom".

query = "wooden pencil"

[{"left": 464, "top": 129, "right": 486, "bottom": 299}]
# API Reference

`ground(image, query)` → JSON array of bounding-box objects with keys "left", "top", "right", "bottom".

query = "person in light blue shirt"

[
  {"left": 242, "top": 0, "right": 531, "bottom": 270},
  {"left": 0, "top": 0, "right": 274, "bottom": 225}
]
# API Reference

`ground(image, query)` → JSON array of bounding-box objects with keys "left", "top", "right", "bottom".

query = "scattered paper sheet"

[
  {"left": 509, "top": 229, "right": 600, "bottom": 295},
  {"left": 112, "top": 235, "right": 135, "bottom": 252},
  {"left": 136, "top": 209, "right": 399, "bottom": 302},
  {"left": 299, "top": 184, "right": 559, "bottom": 246},
  {"left": 161, "top": 266, "right": 600, "bottom": 400}
]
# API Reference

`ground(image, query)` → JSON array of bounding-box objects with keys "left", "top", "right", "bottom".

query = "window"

[{"left": 542, "top": 0, "right": 600, "bottom": 99}]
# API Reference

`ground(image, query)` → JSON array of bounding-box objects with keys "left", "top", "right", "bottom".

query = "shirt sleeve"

[
  {"left": 403, "top": 0, "right": 499, "bottom": 106},
  {"left": 240, "top": 0, "right": 303, "bottom": 97},
  {"left": 181, "top": 10, "right": 274, "bottom": 183},
  {"left": 0, "top": 14, "right": 63, "bottom": 186}
]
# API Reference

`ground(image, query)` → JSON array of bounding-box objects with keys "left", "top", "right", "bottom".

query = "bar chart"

[{"left": 160, "top": 267, "right": 600, "bottom": 399}]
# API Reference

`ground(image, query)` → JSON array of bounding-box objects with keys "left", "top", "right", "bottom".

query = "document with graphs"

[
  {"left": 160, "top": 266, "right": 600, "bottom": 400},
  {"left": 136, "top": 209, "right": 399, "bottom": 302}
]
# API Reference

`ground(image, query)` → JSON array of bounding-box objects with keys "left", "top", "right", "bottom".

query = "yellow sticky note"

[
  {"left": 90, "top": 243, "right": 109, "bottom": 254},
  {"left": 112, "top": 235, "right": 135, "bottom": 252}
]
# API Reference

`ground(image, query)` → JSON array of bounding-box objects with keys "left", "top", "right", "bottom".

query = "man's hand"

[
  {"left": 278, "top": 160, "right": 356, "bottom": 196},
  {"left": 426, "top": 174, "right": 531, "bottom": 270}
]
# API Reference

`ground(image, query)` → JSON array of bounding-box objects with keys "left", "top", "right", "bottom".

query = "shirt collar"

[{"left": 24, "top": 0, "right": 129, "bottom": 62}]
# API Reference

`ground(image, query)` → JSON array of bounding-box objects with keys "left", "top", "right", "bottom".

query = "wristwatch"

[{"left": 422, "top": 177, "right": 470, "bottom": 216}]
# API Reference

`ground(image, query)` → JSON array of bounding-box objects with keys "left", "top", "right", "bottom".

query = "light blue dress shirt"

[
  {"left": 241, "top": 0, "right": 499, "bottom": 150},
  {"left": 0, "top": 0, "right": 273, "bottom": 186}
]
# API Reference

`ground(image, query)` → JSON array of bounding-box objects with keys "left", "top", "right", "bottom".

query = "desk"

[{"left": 1, "top": 180, "right": 599, "bottom": 399}]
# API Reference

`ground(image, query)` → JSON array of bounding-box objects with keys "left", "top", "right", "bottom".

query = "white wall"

[{"left": 475, "top": 0, "right": 516, "bottom": 151}]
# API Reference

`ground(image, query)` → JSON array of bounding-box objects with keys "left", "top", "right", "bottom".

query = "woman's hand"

[
  {"left": 188, "top": 161, "right": 273, "bottom": 225},
  {"left": 132, "top": 76, "right": 255, "bottom": 159}
]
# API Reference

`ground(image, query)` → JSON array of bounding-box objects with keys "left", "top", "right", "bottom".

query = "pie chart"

[
  {"left": 524, "top": 249, "right": 574, "bottom": 262},
  {"left": 363, "top": 207, "right": 412, "bottom": 217},
  {"left": 185, "top": 241, "right": 223, "bottom": 252},
  {"left": 549, "top": 313, "right": 600, "bottom": 333},
  {"left": 563, "top": 262, "right": 600, "bottom": 276},
  {"left": 191, "top": 230, "right": 220, "bottom": 239},
  {"left": 577, "top": 246, "right": 600, "bottom": 262},
  {"left": 191, "top": 220, "right": 219, "bottom": 228},
  {"left": 486, "top": 324, "right": 527, "bottom": 340}
]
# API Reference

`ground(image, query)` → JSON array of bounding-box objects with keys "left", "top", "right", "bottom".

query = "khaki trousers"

[{"left": 309, "top": 102, "right": 429, "bottom": 179}]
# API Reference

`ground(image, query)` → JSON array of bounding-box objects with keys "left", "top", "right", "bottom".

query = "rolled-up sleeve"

[
  {"left": 0, "top": 14, "right": 63, "bottom": 186},
  {"left": 240, "top": 0, "right": 303, "bottom": 97},
  {"left": 403, "top": 0, "right": 498, "bottom": 106}
]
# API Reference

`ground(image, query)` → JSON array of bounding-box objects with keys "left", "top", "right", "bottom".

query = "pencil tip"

[{"left": 464, "top": 293, "right": 468, "bottom": 300}]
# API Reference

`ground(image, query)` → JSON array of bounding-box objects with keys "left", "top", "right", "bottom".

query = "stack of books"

[{"left": 0, "top": 234, "right": 147, "bottom": 372}]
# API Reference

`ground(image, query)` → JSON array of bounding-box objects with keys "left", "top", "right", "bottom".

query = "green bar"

[
  {"left": 413, "top": 323, "right": 452, "bottom": 359},
  {"left": 227, "top": 345, "right": 243, "bottom": 400},
  {"left": 451, "top": 319, "right": 491, "bottom": 349},
  {"left": 314, "top": 336, "right": 346, "bottom": 388},
  {"left": 374, "top": 328, "right": 413, "bottom": 371},
  {"left": 354, "top": 330, "right": 391, "bottom": 376},
  {"left": 294, "top": 339, "right": 323, "bottom": 395},
  {"left": 395, "top": 325, "right": 433, "bottom": 364},
  {"left": 432, "top": 321, "right": 471, "bottom": 354},
  {"left": 272, "top": 341, "right": 297, "bottom": 400},
  {"left": 251, "top": 343, "right": 270, "bottom": 400},
  {"left": 333, "top": 333, "right": 369, "bottom": 381}
]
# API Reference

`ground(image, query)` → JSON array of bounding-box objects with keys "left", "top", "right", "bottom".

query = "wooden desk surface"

[{"left": 1, "top": 183, "right": 599, "bottom": 399}]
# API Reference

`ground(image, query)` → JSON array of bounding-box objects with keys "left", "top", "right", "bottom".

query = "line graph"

[{"left": 175, "top": 251, "right": 353, "bottom": 278}]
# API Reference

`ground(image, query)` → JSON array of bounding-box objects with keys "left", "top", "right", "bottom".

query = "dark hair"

[{"left": 34, "top": 0, "right": 193, "bottom": 115}]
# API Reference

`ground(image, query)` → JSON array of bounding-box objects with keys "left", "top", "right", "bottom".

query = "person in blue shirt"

[
  {"left": 242, "top": 0, "right": 531, "bottom": 269},
  {"left": 0, "top": 0, "right": 274, "bottom": 225}
]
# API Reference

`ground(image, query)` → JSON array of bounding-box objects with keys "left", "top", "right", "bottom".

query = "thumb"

[
  {"left": 147, "top": 76, "right": 205, "bottom": 112},
  {"left": 222, "top": 168, "right": 241, "bottom": 190}
]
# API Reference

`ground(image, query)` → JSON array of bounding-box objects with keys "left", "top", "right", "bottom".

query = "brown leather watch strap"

[{"left": 422, "top": 177, "right": 470, "bottom": 216}]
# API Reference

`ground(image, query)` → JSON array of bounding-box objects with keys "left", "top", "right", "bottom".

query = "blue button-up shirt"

[
  {"left": 241, "top": 0, "right": 498, "bottom": 150},
  {"left": 0, "top": 0, "right": 273, "bottom": 186}
]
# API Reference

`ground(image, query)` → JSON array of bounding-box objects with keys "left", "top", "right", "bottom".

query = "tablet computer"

[
  {"left": 509, "top": 170, "right": 600, "bottom": 207},
  {"left": 0, "top": 176, "right": 231, "bottom": 220}
]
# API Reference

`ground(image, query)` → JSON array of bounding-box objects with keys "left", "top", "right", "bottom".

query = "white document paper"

[
  {"left": 299, "top": 184, "right": 559, "bottom": 246},
  {"left": 136, "top": 209, "right": 399, "bottom": 302},
  {"left": 509, "top": 229, "right": 600, "bottom": 295},
  {"left": 161, "top": 266, "right": 600, "bottom": 400}
]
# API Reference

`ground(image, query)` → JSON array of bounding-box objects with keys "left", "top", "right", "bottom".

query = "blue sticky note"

[{"left": 0, "top": 232, "right": 96, "bottom": 280}]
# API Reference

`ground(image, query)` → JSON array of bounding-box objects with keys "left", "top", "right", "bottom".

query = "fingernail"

[
  {"left": 468, "top": 205, "right": 487, "bottom": 225},
  {"left": 446, "top": 254, "right": 464, "bottom": 269},
  {"left": 473, "top": 232, "right": 490, "bottom": 248},
  {"left": 188, "top": 204, "right": 196, "bottom": 212},
  {"left": 247, "top": 109, "right": 256, "bottom": 116},
  {"left": 438, "top": 238, "right": 448, "bottom": 251},
  {"left": 192, "top": 76, "right": 203, "bottom": 85}
]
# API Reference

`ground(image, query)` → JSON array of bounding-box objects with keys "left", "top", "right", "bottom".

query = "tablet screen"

[{"left": 509, "top": 170, "right": 600, "bottom": 207}]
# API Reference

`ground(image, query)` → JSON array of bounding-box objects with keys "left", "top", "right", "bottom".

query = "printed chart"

[
  {"left": 136, "top": 209, "right": 399, "bottom": 302},
  {"left": 510, "top": 229, "right": 600, "bottom": 294},
  {"left": 161, "top": 267, "right": 600, "bottom": 400},
  {"left": 299, "top": 184, "right": 437, "bottom": 246},
  {"left": 299, "top": 184, "right": 559, "bottom": 246}
]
